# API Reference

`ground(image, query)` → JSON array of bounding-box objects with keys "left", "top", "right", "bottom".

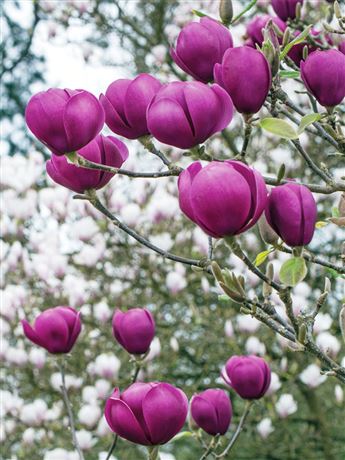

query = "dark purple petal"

[{"left": 178, "top": 161, "right": 203, "bottom": 222}]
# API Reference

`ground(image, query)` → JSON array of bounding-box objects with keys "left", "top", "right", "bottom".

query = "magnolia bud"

[
  {"left": 219, "top": 0, "right": 233, "bottom": 25},
  {"left": 258, "top": 215, "right": 279, "bottom": 245}
]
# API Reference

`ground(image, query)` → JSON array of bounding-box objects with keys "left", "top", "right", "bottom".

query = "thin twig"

[{"left": 58, "top": 361, "right": 85, "bottom": 460}]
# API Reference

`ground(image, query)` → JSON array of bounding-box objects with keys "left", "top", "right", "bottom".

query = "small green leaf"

[
  {"left": 332, "top": 206, "right": 340, "bottom": 218},
  {"left": 279, "top": 70, "right": 300, "bottom": 79},
  {"left": 315, "top": 221, "right": 328, "bottom": 229},
  {"left": 191, "top": 9, "right": 209, "bottom": 17},
  {"left": 254, "top": 250, "right": 271, "bottom": 267},
  {"left": 298, "top": 113, "right": 322, "bottom": 134},
  {"left": 277, "top": 163, "right": 286, "bottom": 184},
  {"left": 279, "top": 257, "right": 308, "bottom": 286},
  {"left": 169, "top": 431, "right": 193, "bottom": 443},
  {"left": 280, "top": 25, "right": 312, "bottom": 59},
  {"left": 260, "top": 118, "right": 299, "bottom": 139}
]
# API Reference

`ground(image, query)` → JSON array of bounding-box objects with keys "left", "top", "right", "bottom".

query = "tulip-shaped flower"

[
  {"left": 301, "top": 50, "right": 345, "bottom": 107},
  {"left": 105, "top": 382, "right": 188, "bottom": 445},
  {"left": 214, "top": 47, "right": 271, "bottom": 114},
  {"left": 170, "top": 17, "right": 233, "bottom": 83},
  {"left": 25, "top": 88, "right": 104, "bottom": 155},
  {"left": 222, "top": 356, "right": 271, "bottom": 399},
  {"left": 22, "top": 307, "right": 81, "bottom": 354},
  {"left": 112, "top": 308, "right": 155, "bottom": 355},
  {"left": 191, "top": 389, "right": 232, "bottom": 436},
  {"left": 100, "top": 74, "right": 162, "bottom": 139},
  {"left": 271, "top": 0, "right": 304, "bottom": 21},
  {"left": 265, "top": 182, "right": 317, "bottom": 247},
  {"left": 147, "top": 81, "right": 233, "bottom": 149},
  {"left": 339, "top": 41, "right": 345, "bottom": 55},
  {"left": 246, "top": 15, "right": 286, "bottom": 47},
  {"left": 46, "top": 134, "right": 128, "bottom": 193},
  {"left": 178, "top": 160, "right": 267, "bottom": 238}
]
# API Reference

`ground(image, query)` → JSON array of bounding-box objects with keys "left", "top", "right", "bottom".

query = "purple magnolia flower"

[
  {"left": 178, "top": 160, "right": 267, "bottom": 238},
  {"left": 100, "top": 74, "right": 162, "bottom": 139},
  {"left": 191, "top": 389, "right": 232, "bottom": 436},
  {"left": 105, "top": 382, "right": 188, "bottom": 445},
  {"left": 170, "top": 17, "right": 233, "bottom": 83},
  {"left": 301, "top": 50, "right": 345, "bottom": 107},
  {"left": 46, "top": 134, "right": 128, "bottom": 193},
  {"left": 112, "top": 308, "right": 155, "bottom": 355},
  {"left": 25, "top": 88, "right": 104, "bottom": 155},
  {"left": 246, "top": 15, "right": 286, "bottom": 47},
  {"left": 271, "top": 0, "right": 304, "bottom": 21},
  {"left": 147, "top": 81, "right": 233, "bottom": 149},
  {"left": 222, "top": 355, "right": 271, "bottom": 400},
  {"left": 22, "top": 307, "right": 81, "bottom": 354},
  {"left": 214, "top": 46, "right": 271, "bottom": 114},
  {"left": 265, "top": 182, "right": 317, "bottom": 247}
]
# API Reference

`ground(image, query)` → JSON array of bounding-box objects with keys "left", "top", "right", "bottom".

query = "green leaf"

[
  {"left": 279, "top": 257, "right": 308, "bottom": 286},
  {"left": 191, "top": 9, "right": 209, "bottom": 17},
  {"left": 280, "top": 25, "right": 312, "bottom": 59},
  {"left": 332, "top": 206, "right": 340, "bottom": 218},
  {"left": 279, "top": 70, "right": 300, "bottom": 79},
  {"left": 315, "top": 221, "right": 328, "bottom": 229},
  {"left": 298, "top": 113, "right": 322, "bottom": 134},
  {"left": 169, "top": 431, "right": 194, "bottom": 443},
  {"left": 254, "top": 250, "right": 272, "bottom": 267},
  {"left": 260, "top": 118, "right": 299, "bottom": 139}
]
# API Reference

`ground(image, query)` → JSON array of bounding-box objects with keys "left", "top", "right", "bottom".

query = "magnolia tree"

[{"left": 2, "top": 0, "right": 345, "bottom": 459}]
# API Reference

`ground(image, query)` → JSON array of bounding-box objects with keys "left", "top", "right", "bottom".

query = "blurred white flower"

[
  {"left": 29, "top": 348, "right": 46, "bottom": 369},
  {"left": 44, "top": 449, "right": 72, "bottom": 460},
  {"left": 335, "top": 385, "right": 344, "bottom": 404},
  {"left": 76, "top": 430, "right": 96, "bottom": 450},
  {"left": 267, "top": 372, "right": 281, "bottom": 396},
  {"left": 159, "top": 454, "right": 176, "bottom": 460},
  {"left": 224, "top": 319, "right": 234, "bottom": 338},
  {"left": 170, "top": 337, "right": 179, "bottom": 352},
  {"left": 166, "top": 271, "right": 187, "bottom": 294},
  {"left": 5, "top": 347, "right": 28, "bottom": 366},
  {"left": 20, "top": 399, "right": 47, "bottom": 425},
  {"left": 97, "top": 415, "right": 112, "bottom": 437},
  {"left": 89, "top": 354, "right": 121, "bottom": 379},
  {"left": 313, "top": 313, "right": 333, "bottom": 335},
  {"left": 22, "top": 428, "right": 36, "bottom": 445},
  {"left": 120, "top": 203, "right": 141, "bottom": 226},
  {"left": 257, "top": 418, "right": 274, "bottom": 439},
  {"left": 78, "top": 404, "right": 102, "bottom": 428},
  {"left": 316, "top": 332, "right": 341, "bottom": 357},
  {"left": 93, "top": 301, "right": 112, "bottom": 324},
  {"left": 236, "top": 315, "right": 261, "bottom": 333},
  {"left": 145, "top": 337, "right": 161, "bottom": 361},
  {"left": 245, "top": 336, "right": 266, "bottom": 355},
  {"left": 71, "top": 217, "right": 99, "bottom": 241},
  {"left": 275, "top": 394, "right": 298, "bottom": 418},
  {"left": 299, "top": 364, "right": 327, "bottom": 388},
  {"left": 82, "top": 386, "right": 98, "bottom": 404},
  {"left": 50, "top": 373, "right": 83, "bottom": 392},
  {"left": 95, "top": 379, "right": 111, "bottom": 400}
]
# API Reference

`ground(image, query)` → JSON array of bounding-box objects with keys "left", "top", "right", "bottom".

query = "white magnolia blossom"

[
  {"left": 97, "top": 415, "right": 112, "bottom": 437},
  {"left": 43, "top": 449, "right": 79, "bottom": 460},
  {"left": 316, "top": 332, "right": 341, "bottom": 357},
  {"left": 257, "top": 418, "right": 274, "bottom": 439},
  {"left": 166, "top": 271, "right": 187, "bottom": 294},
  {"left": 267, "top": 372, "right": 282, "bottom": 396},
  {"left": 93, "top": 301, "right": 112, "bottom": 324},
  {"left": 313, "top": 313, "right": 333, "bottom": 334},
  {"left": 50, "top": 373, "right": 83, "bottom": 392},
  {"left": 145, "top": 337, "right": 161, "bottom": 361},
  {"left": 245, "top": 336, "right": 266, "bottom": 355},
  {"left": 170, "top": 336, "right": 179, "bottom": 352},
  {"left": 20, "top": 399, "right": 48, "bottom": 425},
  {"left": 29, "top": 348, "right": 46, "bottom": 369},
  {"left": 78, "top": 404, "right": 102, "bottom": 428},
  {"left": 76, "top": 430, "right": 96, "bottom": 450},
  {"left": 88, "top": 354, "right": 121, "bottom": 379},
  {"left": 299, "top": 364, "right": 327, "bottom": 388},
  {"left": 275, "top": 394, "right": 298, "bottom": 418},
  {"left": 236, "top": 315, "right": 261, "bottom": 333},
  {"left": 224, "top": 319, "right": 234, "bottom": 338},
  {"left": 22, "top": 427, "right": 36, "bottom": 444}
]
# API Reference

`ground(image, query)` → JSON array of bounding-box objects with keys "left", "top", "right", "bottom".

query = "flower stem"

[
  {"left": 216, "top": 401, "right": 253, "bottom": 458},
  {"left": 147, "top": 446, "right": 160, "bottom": 460},
  {"left": 57, "top": 360, "right": 85, "bottom": 460}
]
